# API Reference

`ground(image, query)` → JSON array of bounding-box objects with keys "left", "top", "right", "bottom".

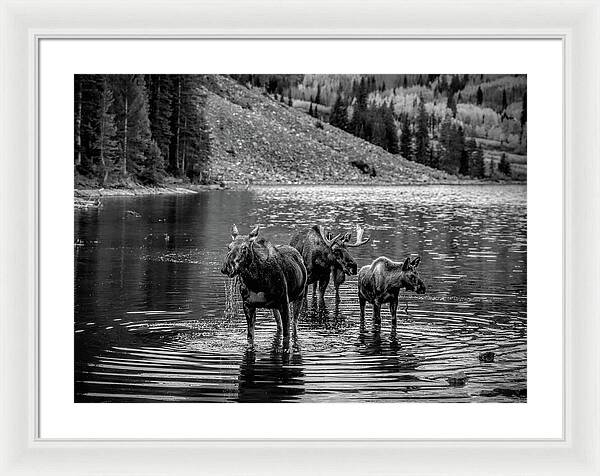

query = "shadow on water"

[
  {"left": 238, "top": 333, "right": 305, "bottom": 402},
  {"left": 74, "top": 185, "right": 527, "bottom": 403}
]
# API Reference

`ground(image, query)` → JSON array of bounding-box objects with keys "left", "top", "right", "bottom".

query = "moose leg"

[
  {"left": 334, "top": 284, "right": 341, "bottom": 303},
  {"left": 291, "top": 299, "right": 302, "bottom": 336},
  {"left": 272, "top": 309, "right": 283, "bottom": 333},
  {"left": 318, "top": 276, "right": 330, "bottom": 308},
  {"left": 389, "top": 299, "right": 399, "bottom": 329},
  {"left": 279, "top": 301, "right": 291, "bottom": 339},
  {"left": 312, "top": 282, "right": 317, "bottom": 300},
  {"left": 372, "top": 303, "right": 381, "bottom": 323},
  {"left": 243, "top": 303, "right": 257, "bottom": 345},
  {"left": 359, "top": 295, "right": 366, "bottom": 321}
]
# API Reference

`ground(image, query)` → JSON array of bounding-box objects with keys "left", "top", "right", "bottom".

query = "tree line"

[
  {"left": 329, "top": 78, "right": 399, "bottom": 154},
  {"left": 240, "top": 74, "right": 525, "bottom": 179},
  {"left": 328, "top": 78, "right": 488, "bottom": 178},
  {"left": 74, "top": 74, "right": 210, "bottom": 186}
]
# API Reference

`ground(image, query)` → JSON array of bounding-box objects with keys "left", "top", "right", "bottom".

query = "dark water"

[{"left": 74, "top": 185, "right": 526, "bottom": 403}]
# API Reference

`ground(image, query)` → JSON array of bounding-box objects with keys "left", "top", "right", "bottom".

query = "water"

[{"left": 74, "top": 185, "right": 526, "bottom": 402}]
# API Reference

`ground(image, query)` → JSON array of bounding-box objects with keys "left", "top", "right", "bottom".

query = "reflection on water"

[{"left": 74, "top": 185, "right": 526, "bottom": 402}]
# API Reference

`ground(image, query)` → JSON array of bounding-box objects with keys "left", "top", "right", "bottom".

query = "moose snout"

[
  {"left": 417, "top": 282, "right": 427, "bottom": 294},
  {"left": 349, "top": 263, "right": 358, "bottom": 275},
  {"left": 220, "top": 263, "right": 232, "bottom": 276}
]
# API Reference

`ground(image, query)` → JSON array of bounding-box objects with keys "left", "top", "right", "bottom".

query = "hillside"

[{"left": 199, "top": 76, "right": 459, "bottom": 184}]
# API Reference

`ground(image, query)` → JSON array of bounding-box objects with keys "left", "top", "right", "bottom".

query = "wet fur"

[
  {"left": 290, "top": 226, "right": 356, "bottom": 306},
  {"left": 224, "top": 236, "right": 307, "bottom": 341}
]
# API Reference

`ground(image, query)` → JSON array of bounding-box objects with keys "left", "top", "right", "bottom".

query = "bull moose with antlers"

[
  {"left": 221, "top": 225, "right": 307, "bottom": 343},
  {"left": 290, "top": 224, "right": 370, "bottom": 307},
  {"left": 358, "top": 256, "right": 426, "bottom": 328}
]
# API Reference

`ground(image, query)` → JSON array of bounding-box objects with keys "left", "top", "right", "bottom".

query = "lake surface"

[{"left": 74, "top": 185, "right": 527, "bottom": 402}]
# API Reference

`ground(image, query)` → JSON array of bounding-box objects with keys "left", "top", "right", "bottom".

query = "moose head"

[
  {"left": 220, "top": 224, "right": 260, "bottom": 278},
  {"left": 401, "top": 256, "right": 426, "bottom": 294},
  {"left": 321, "top": 224, "right": 370, "bottom": 276}
]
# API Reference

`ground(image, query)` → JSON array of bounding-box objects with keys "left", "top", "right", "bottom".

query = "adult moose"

[
  {"left": 221, "top": 225, "right": 307, "bottom": 343},
  {"left": 358, "top": 256, "right": 426, "bottom": 328},
  {"left": 290, "top": 224, "right": 369, "bottom": 307}
]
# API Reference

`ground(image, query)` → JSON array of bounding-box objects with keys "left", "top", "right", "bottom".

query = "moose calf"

[{"left": 358, "top": 256, "right": 426, "bottom": 327}]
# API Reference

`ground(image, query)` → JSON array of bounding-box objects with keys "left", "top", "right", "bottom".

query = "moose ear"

[
  {"left": 231, "top": 224, "right": 239, "bottom": 240},
  {"left": 402, "top": 257, "right": 411, "bottom": 271},
  {"left": 248, "top": 225, "right": 260, "bottom": 240},
  {"left": 342, "top": 232, "right": 352, "bottom": 243},
  {"left": 411, "top": 256, "right": 421, "bottom": 268}
]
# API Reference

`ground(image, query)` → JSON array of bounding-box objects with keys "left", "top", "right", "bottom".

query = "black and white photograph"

[{"left": 74, "top": 73, "right": 527, "bottom": 403}]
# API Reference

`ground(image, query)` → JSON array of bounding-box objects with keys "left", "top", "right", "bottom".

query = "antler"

[
  {"left": 346, "top": 224, "right": 370, "bottom": 247},
  {"left": 248, "top": 225, "right": 260, "bottom": 241},
  {"left": 319, "top": 225, "right": 342, "bottom": 247},
  {"left": 231, "top": 224, "right": 239, "bottom": 240}
]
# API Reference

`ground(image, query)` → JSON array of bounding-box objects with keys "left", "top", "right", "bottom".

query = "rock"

[
  {"left": 479, "top": 351, "right": 495, "bottom": 362},
  {"left": 480, "top": 387, "right": 526, "bottom": 399},
  {"left": 447, "top": 371, "right": 468, "bottom": 387}
]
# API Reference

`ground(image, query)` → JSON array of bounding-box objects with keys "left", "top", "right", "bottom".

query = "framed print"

[{"left": 1, "top": 1, "right": 599, "bottom": 475}]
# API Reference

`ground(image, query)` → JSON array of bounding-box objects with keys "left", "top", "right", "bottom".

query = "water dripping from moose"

[{"left": 74, "top": 185, "right": 526, "bottom": 402}]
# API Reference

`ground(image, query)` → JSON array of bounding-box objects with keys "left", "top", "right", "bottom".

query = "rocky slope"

[{"left": 199, "top": 76, "right": 461, "bottom": 184}]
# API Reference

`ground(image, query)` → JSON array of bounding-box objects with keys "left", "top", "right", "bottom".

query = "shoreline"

[{"left": 74, "top": 180, "right": 525, "bottom": 208}]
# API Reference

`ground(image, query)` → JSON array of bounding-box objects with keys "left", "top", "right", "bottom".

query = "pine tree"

[
  {"left": 520, "top": 91, "right": 527, "bottom": 127},
  {"left": 438, "top": 75, "right": 448, "bottom": 93},
  {"left": 178, "top": 75, "right": 209, "bottom": 183},
  {"left": 520, "top": 91, "right": 527, "bottom": 144},
  {"left": 456, "top": 126, "right": 468, "bottom": 176},
  {"left": 315, "top": 84, "right": 321, "bottom": 104},
  {"left": 109, "top": 74, "right": 154, "bottom": 179},
  {"left": 400, "top": 116, "right": 413, "bottom": 161},
  {"left": 146, "top": 74, "right": 173, "bottom": 168},
  {"left": 308, "top": 101, "right": 313, "bottom": 116},
  {"left": 446, "top": 92, "right": 457, "bottom": 118},
  {"left": 450, "top": 74, "right": 461, "bottom": 94},
  {"left": 414, "top": 97, "right": 429, "bottom": 164},
  {"left": 288, "top": 89, "right": 293, "bottom": 107},
  {"left": 403, "top": 75, "right": 408, "bottom": 89},
  {"left": 468, "top": 143, "right": 485, "bottom": 178},
  {"left": 461, "top": 136, "right": 477, "bottom": 176},
  {"left": 439, "top": 114, "right": 463, "bottom": 174},
  {"left": 329, "top": 94, "right": 348, "bottom": 130},
  {"left": 95, "top": 78, "right": 119, "bottom": 185},
  {"left": 350, "top": 77, "right": 368, "bottom": 139},
  {"left": 74, "top": 76, "right": 83, "bottom": 168},
  {"left": 75, "top": 75, "right": 104, "bottom": 177},
  {"left": 502, "top": 88, "right": 508, "bottom": 111},
  {"left": 476, "top": 86, "right": 483, "bottom": 106},
  {"left": 498, "top": 153, "right": 512, "bottom": 177},
  {"left": 169, "top": 75, "right": 183, "bottom": 174},
  {"left": 429, "top": 141, "right": 440, "bottom": 169},
  {"left": 381, "top": 104, "right": 399, "bottom": 154}
]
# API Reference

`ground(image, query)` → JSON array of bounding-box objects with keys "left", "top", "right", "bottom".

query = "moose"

[
  {"left": 358, "top": 256, "right": 426, "bottom": 327},
  {"left": 326, "top": 226, "right": 370, "bottom": 303},
  {"left": 290, "top": 224, "right": 370, "bottom": 307},
  {"left": 221, "top": 224, "right": 307, "bottom": 343}
]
